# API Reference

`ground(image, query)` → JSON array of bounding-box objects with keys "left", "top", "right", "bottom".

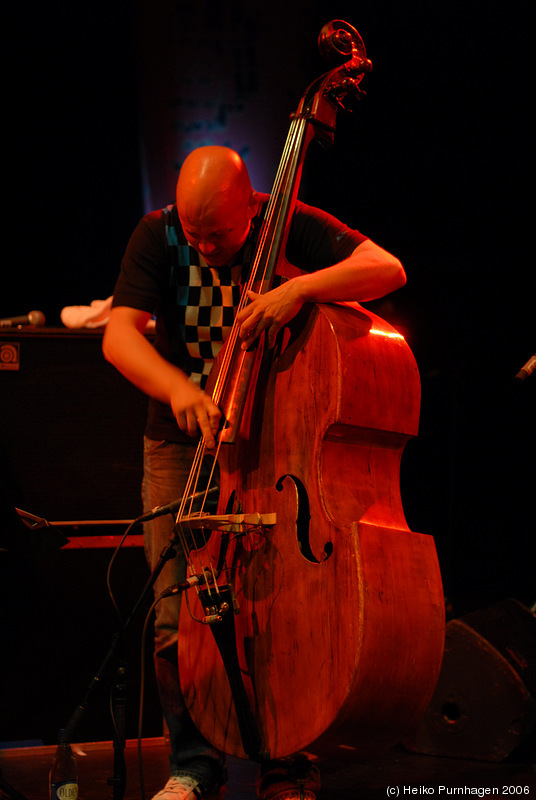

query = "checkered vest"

[{"left": 164, "top": 206, "right": 256, "bottom": 389}]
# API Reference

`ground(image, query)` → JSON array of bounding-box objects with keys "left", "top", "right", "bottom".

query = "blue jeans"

[{"left": 142, "top": 437, "right": 226, "bottom": 787}]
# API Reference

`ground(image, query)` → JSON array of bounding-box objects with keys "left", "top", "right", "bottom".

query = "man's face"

[{"left": 179, "top": 192, "right": 256, "bottom": 268}]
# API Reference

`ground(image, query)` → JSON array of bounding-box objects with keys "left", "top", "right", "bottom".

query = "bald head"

[
  {"left": 177, "top": 146, "right": 252, "bottom": 221},
  {"left": 176, "top": 146, "right": 258, "bottom": 266}
]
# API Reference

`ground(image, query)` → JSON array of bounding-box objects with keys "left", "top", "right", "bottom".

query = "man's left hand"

[{"left": 236, "top": 281, "right": 304, "bottom": 350}]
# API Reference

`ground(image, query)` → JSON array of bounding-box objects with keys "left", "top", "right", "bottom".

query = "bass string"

[
  {"left": 210, "top": 116, "right": 307, "bottom": 409},
  {"left": 173, "top": 439, "right": 222, "bottom": 598}
]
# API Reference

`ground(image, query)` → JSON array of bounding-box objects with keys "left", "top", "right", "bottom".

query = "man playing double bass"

[{"left": 103, "top": 145, "right": 406, "bottom": 800}]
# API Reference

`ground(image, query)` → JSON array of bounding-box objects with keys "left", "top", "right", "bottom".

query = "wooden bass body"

[{"left": 178, "top": 301, "right": 445, "bottom": 760}]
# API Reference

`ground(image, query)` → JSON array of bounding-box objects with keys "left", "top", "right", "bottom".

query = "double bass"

[{"left": 173, "top": 20, "right": 445, "bottom": 762}]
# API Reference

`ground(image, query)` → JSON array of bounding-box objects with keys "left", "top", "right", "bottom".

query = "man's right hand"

[
  {"left": 103, "top": 306, "right": 221, "bottom": 448},
  {"left": 171, "top": 382, "right": 221, "bottom": 450}
]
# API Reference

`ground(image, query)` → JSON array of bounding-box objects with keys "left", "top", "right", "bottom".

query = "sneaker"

[
  {"left": 257, "top": 754, "right": 320, "bottom": 800},
  {"left": 151, "top": 774, "right": 225, "bottom": 800},
  {"left": 265, "top": 792, "right": 316, "bottom": 800}
]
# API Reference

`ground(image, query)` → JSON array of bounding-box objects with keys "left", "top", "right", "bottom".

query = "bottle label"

[{"left": 50, "top": 781, "right": 78, "bottom": 800}]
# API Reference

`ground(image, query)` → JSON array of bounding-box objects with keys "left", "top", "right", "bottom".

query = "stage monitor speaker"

[
  {"left": 403, "top": 598, "right": 536, "bottom": 761},
  {"left": 0, "top": 328, "right": 148, "bottom": 523}
]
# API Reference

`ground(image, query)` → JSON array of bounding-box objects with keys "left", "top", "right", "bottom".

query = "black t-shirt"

[{"left": 112, "top": 193, "right": 367, "bottom": 441}]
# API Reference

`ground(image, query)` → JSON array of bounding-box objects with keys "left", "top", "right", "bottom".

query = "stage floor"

[{"left": 0, "top": 738, "right": 534, "bottom": 800}]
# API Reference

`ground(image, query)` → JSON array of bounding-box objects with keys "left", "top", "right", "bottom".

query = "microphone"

[
  {"left": 136, "top": 486, "right": 218, "bottom": 523},
  {"left": 0, "top": 310, "right": 46, "bottom": 327},
  {"left": 161, "top": 572, "right": 208, "bottom": 598},
  {"left": 515, "top": 354, "right": 536, "bottom": 383}
]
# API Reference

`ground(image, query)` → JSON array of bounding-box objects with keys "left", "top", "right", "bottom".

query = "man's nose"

[{"left": 198, "top": 240, "right": 217, "bottom": 255}]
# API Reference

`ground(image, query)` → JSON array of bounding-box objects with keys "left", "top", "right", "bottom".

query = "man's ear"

[{"left": 248, "top": 191, "right": 260, "bottom": 218}]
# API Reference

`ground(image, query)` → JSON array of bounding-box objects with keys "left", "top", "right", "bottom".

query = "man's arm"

[
  {"left": 102, "top": 306, "right": 221, "bottom": 448},
  {"left": 237, "top": 238, "right": 405, "bottom": 349}
]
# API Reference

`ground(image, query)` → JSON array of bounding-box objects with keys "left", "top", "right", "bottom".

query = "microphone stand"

[{"left": 61, "top": 512, "right": 195, "bottom": 800}]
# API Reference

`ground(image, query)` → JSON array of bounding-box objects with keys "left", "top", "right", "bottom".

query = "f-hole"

[{"left": 276, "top": 474, "right": 333, "bottom": 564}]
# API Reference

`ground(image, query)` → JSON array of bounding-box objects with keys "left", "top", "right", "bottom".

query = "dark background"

[{"left": 2, "top": 0, "right": 534, "bottom": 745}]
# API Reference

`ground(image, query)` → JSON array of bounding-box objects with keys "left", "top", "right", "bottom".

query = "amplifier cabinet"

[{"left": 1, "top": 328, "right": 148, "bottom": 523}]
